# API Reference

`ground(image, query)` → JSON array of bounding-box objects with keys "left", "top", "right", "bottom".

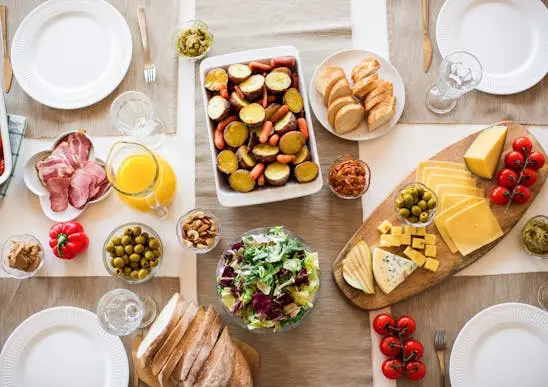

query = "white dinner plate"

[
  {"left": 11, "top": 0, "right": 132, "bottom": 109},
  {"left": 450, "top": 303, "right": 548, "bottom": 387},
  {"left": 437, "top": 0, "right": 548, "bottom": 95},
  {"left": 309, "top": 49, "right": 405, "bottom": 142},
  {"left": 0, "top": 307, "right": 129, "bottom": 387}
]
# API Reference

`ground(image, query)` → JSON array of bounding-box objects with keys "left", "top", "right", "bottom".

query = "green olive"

[
  {"left": 124, "top": 267, "right": 132, "bottom": 276},
  {"left": 422, "top": 191, "right": 432, "bottom": 201},
  {"left": 144, "top": 251, "right": 155, "bottom": 260},
  {"left": 428, "top": 198, "right": 437, "bottom": 209},
  {"left": 419, "top": 212, "right": 430, "bottom": 223},
  {"left": 141, "top": 232, "right": 149, "bottom": 240},
  {"left": 121, "top": 235, "right": 131, "bottom": 246},
  {"left": 110, "top": 258, "right": 117, "bottom": 267},
  {"left": 105, "top": 243, "right": 115, "bottom": 252},
  {"left": 153, "top": 249, "right": 161, "bottom": 257},
  {"left": 416, "top": 185, "right": 425, "bottom": 196},
  {"left": 132, "top": 226, "right": 142, "bottom": 237},
  {"left": 130, "top": 262, "right": 140, "bottom": 269},
  {"left": 399, "top": 208, "right": 411, "bottom": 218},
  {"left": 417, "top": 200, "right": 427, "bottom": 210},
  {"left": 403, "top": 194, "right": 414, "bottom": 208},
  {"left": 111, "top": 237, "right": 121, "bottom": 246},
  {"left": 411, "top": 205, "right": 422, "bottom": 216},
  {"left": 150, "top": 259, "right": 159, "bottom": 267},
  {"left": 408, "top": 215, "right": 419, "bottom": 224},
  {"left": 124, "top": 228, "right": 132, "bottom": 235},
  {"left": 138, "top": 269, "right": 149, "bottom": 280},
  {"left": 134, "top": 244, "right": 145, "bottom": 254},
  {"left": 124, "top": 245, "right": 134, "bottom": 255},
  {"left": 140, "top": 259, "right": 149, "bottom": 268},
  {"left": 112, "top": 257, "right": 125, "bottom": 268},
  {"left": 115, "top": 268, "right": 124, "bottom": 276},
  {"left": 149, "top": 239, "right": 160, "bottom": 249},
  {"left": 130, "top": 270, "right": 139, "bottom": 280},
  {"left": 115, "top": 246, "right": 125, "bottom": 257},
  {"left": 409, "top": 188, "right": 418, "bottom": 200},
  {"left": 110, "top": 251, "right": 117, "bottom": 258},
  {"left": 130, "top": 253, "right": 141, "bottom": 263},
  {"left": 395, "top": 197, "right": 405, "bottom": 208},
  {"left": 134, "top": 236, "right": 145, "bottom": 245}
]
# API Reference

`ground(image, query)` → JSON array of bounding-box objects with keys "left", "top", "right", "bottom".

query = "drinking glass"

[
  {"left": 110, "top": 91, "right": 166, "bottom": 149},
  {"left": 105, "top": 141, "right": 170, "bottom": 218},
  {"left": 97, "top": 289, "right": 157, "bottom": 336},
  {"left": 538, "top": 281, "right": 548, "bottom": 311},
  {"left": 426, "top": 51, "right": 483, "bottom": 114}
]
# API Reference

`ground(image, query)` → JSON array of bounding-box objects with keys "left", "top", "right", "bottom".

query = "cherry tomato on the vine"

[
  {"left": 403, "top": 339, "right": 424, "bottom": 361},
  {"left": 527, "top": 152, "right": 545, "bottom": 170},
  {"left": 512, "top": 137, "right": 533, "bottom": 156},
  {"left": 497, "top": 168, "right": 519, "bottom": 188},
  {"left": 490, "top": 186, "right": 511, "bottom": 205},
  {"left": 373, "top": 313, "right": 396, "bottom": 336},
  {"left": 380, "top": 336, "right": 401, "bottom": 357},
  {"left": 405, "top": 361, "right": 426, "bottom": 381},
  {"left": 512, "top": 185, "right": 531, "bottom": 204},
  {"left": 382, "top": 359, "right": 404, "bottom": 380},
  {"left": 396, "top": 315, "right": 416, "bottom": 338},
  {"left": 505, "top": 151, "right": 525, "bottom": 171},
  {"left": 520, "top": 168, "right": 537, "bottom": 187}
]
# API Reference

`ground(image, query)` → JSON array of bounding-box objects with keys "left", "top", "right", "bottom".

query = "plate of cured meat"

[{"left": 24, "top": 130, "right": 111, "bottom": 221}]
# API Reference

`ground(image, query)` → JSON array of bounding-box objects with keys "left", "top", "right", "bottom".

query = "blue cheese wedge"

[{"left": 372, "top": 248, "right": 417, "bottom": 294}]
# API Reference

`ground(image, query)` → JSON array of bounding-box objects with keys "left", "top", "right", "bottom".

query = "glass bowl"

[
  {"left": 173, "top": 19, "right": 213, "bottom": 60},
  {"left": 521, "top": 215, "right": 548, "bottom": 259},
  {"left": 102, "top": 223, "right": 162, "bottom": 284},
  {"left": 394, "top": 182, "right": 438, "bottom": 227},
  {"left": 1, "top": 234, "right": 44, "bottom": 279},
  {"left": 328, "top": 155, "right": 371, "bottom": 199},
  {"left": 176, "top": 208, "right": 221, "bottom": 254},
  {"left": 216, "top": 227, "right": 321, "bottom": 334}
]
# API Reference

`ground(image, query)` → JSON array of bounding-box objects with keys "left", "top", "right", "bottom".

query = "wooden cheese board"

[{"left": 332, "top": 121, "right": 548, "bottom": 310}]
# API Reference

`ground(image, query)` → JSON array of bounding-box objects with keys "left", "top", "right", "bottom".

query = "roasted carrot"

[
  {"left": 262, "top": 86, "right": 268, "bottom": 108},
  {"left": 270, "top": 105, "right": 289, "bottom": 124},
  {"left": 214, "top": 130, "right": 225, "bottom": 150},
  {"left": 297, "top": 118, "right": 309, "bottom": 139},
  {"left": 216, "top": 115, "right": 238, "bottom": 133},
  {"left": 268, "top": 133, "right": 280, "bottom": 146},
  {"left": 234, "top": 85, "right": 245, "bottom": 100},
  {"left": 271, "top": 56, "right": 296, "bottom": 68},
  {"left": 249, "top": 61, "right": 272, "bottom": 73},
  {"left": 276, "top": 154, "right": 296, "bottom": 164},
  {"left": 250, "top": 163, "right": 265, "bottom": 181},
  {"left": 292, "top": 74, "right": 299, "bottom": 90},
  {"left": 220, "top": 84, "right": 229, "bottom": 99},
  {"left": 259, "top": 121, "right": 273, "bottom": 144},
  {"left": 257, "top": 174, "right": 265, "bottom": 187}
]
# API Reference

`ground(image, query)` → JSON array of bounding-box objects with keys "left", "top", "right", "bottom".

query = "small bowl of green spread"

[
  {"left": 174, "top": 19, "right": 213, "bottom": 60},
  {"left": 521, "top": 215, "right": 548, "bottom": 259}
]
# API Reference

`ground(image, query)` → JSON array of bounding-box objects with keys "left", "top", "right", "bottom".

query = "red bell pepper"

[{"left": 49, "top": 221, "right": 89, "bottom": 259}]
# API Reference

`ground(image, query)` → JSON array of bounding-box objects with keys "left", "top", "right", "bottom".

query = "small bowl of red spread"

[{"left": 328, "top": 155, "right": 371, "bottom": 199}]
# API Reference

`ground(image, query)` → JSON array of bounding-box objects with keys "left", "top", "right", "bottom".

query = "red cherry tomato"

[
  {"left": 403, "top": 339, "right": 424, "bottom": 361},
  {"left": 382, "top": 359, "right": 404, "bottom": 380},
  {"left": 497, "top": 168, "right": 519, "bottom": 188},
  {"left": 512, "top": 185, "right": 531, "bottom": 204},
  {"left": 405, "top": 361, "right": 427, "bottom": 381},
  {"left": 490, "top": 186, "right": 511, "bottom": 205},
  {"left": 520, "top": 168, "right": 537, "bottom": 187},
  {"left": 505, "top": 151, "right": 525, "bottom": 171},
  {"left": 396, "top": 315, "right": 416, "bottom": 338},
  {"left": 527, "top": 152, "right": 545, "bottom": 170},
  {"left": 373, "top": 313, "right": 396, "bottom": 336},
  {"left": 380, "top": 336, "right": 401, "bottom": 357},
  {"left": 512, "top": 137, "right": 533, "bottom": 156}
]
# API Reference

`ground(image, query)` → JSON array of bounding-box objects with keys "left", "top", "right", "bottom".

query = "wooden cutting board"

[{"left": 332, "top": 121, "right": 548, "bottom": 310}]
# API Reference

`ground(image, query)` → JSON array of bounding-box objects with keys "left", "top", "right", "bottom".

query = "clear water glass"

[
  {"left": 538, "top": 281, "right": 548, "bottom": 311},
  {"left": 97, "top": 289, "right": 156, "bottom": 336},
  {"left": 426, "top": 51, "right": 483, "bottom": 114}
]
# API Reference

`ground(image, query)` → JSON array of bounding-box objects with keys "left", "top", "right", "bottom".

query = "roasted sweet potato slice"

[
  {"left": 264, "top": 162, "right": 290, "bottom": 186},
  {"left": 273, "top": 111, "right": 297, "bottom": 135},
  {"left": 239, "top": 74, "right": 265, "bottom": 101},
  {"left": 229, "top": 170, "right": 256, "bottom": 192},
  {"left": 264, "top": 103, "right": 282, "bottom": 121},
  {"left": 294, "top": 161, "right": 319, "bottom": 183},
  {"left": 236, "top": 146, "right": 257, "bottom": 169},
  {"left": 207, "top": 96, "right": 230, "bottom": 121},
  {"left": 223, "top": 121, "right": 249, "bottom": 148},
  {"left": 279, "top": 131, "right": 306, "bottom": 155},
  {"left": 217, "top": 150, "right": 238, "bottom": 174},
  {"left": 293, "top": 145, "right": 311, "bottom": 165},
  {"left": 227, "top": 64, "right": 251, "bottom": 84},
  {"left": 251, "top": 143, "right": 279, "bottom": 163},
  {"left": 283, "top": 88, "right": 304, "bottom": 113},
  {"left": 265, "top": 71, "right": 292, "bottom": 93},
  {"left": 205, "top": 68, "right": 228, "bottom": 91},
  {"left": 239, "top": 103, "right": 265, "bottom": 126},
  {"left": 272, "top": 67, "right": 292, "bottom": 77},
  {"left": 229, "top": 92, "right": 249, "bottom": 112}
]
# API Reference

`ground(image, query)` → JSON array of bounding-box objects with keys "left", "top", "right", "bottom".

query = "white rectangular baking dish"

[
  {"left": 0, "top": 89, "right": 13, "bottom": 185},
  {"left": 199, "top": 46, "right": 323, "bottom": 207}
]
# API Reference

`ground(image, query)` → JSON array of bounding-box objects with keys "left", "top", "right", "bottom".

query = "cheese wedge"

[
  {"left": 420, "top": 167, "right": 472, "bottom": 185},
  {"left": 436, "top": 184, "right": 484, "bottom": 200},
  {"left": 415, "top": 161, "right": 467, "bottom": 183},
  {"left": 441, "top": 194, "right": 476, "bottom": 211},
  {"left": 426, "top": 174, "right": 477, "bottom": 192},
  {"left": 372, "top": 248, "right": 417, "bottom": 294},
  {"left": 434, "top": 197, "right": 485, "bottom": 253},
  {"left": 445, "top": 200, "right": 503, "bottom": 256},
  {"left": 464, "top": 125, "right": 508, "bottom": 179}
]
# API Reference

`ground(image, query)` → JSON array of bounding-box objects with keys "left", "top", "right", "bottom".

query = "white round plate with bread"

[{"left": 309, "top": 50, "right": 405, "bottom": 141}]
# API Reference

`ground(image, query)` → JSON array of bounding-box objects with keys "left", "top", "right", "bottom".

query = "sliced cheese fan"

[
  {"left": 372, "top": 248, "right": 417, "bottom": 294},
  {"left": 342, "top": 240, "right": 375, "bottom": 294}
]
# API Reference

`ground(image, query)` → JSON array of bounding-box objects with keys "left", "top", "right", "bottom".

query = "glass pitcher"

[{"left": 105, "top": 141, "right": 176, "bottom": 218}]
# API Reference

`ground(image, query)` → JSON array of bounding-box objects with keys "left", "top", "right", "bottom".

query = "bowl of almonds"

[{"left": 177, "top": 208, "right": 221, "bottom": 253}]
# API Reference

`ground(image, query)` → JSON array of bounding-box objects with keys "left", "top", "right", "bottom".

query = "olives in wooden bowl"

[{"left": 394, "top": 182, "right": 438, "bottom": 227}]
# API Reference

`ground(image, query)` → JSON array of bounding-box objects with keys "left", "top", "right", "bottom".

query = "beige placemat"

[
  {"left": 195, "top": 1, "right": 371, "bottom": 386},
  {"left": 3, "top": 0, "right": 178, "bottom": 138},
  {"left": 394, "top": 272, "right": 548, "bottom": 387},
  {"left": 388, "top": 0, "right": 548, "bottom": 125}
]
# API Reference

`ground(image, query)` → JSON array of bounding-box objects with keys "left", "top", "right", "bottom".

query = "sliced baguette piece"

[
  {"left": 334, "top": 103, "right": 365, "bottom": 134},
  {"left": 351, "top": 57, "right": 380, "bottom": 83},
  {"left": 183, "top": 312, "right": 223, "bottom": 386},
  {"left": 368, "top": 95, "right": 397, "bottom": 131},
  {"left": 151, "top": 302, "right": 198, "bottom": 375},
  {"left": 326, "top": 77, "right": 351, "bottom": 106},
  {"left": 229, "top": 348, "right": 254, "bottom": 387},
  {"left": 158, "top": 306, "right": 206, "bottom": 387},
  {"left": 364, "top": 90, "right": 393, "bottom": 112},
  {"left": 364, "top": 80, "right": 393, "bottom": 111},
  {"left": 194, "top": 327, "right": 235, "bottom": 387},
  {"left": 137, "top": 293, "right": 186, "bottom": 368},
  {"left": 351, "top": 73, "right": 379, "bottom": 99},
  {"left": 327, "top": 96, "right": 355, "bottom": 127},
  {"left": 315, "top": 66, "right": 345, "bottom": 98}
]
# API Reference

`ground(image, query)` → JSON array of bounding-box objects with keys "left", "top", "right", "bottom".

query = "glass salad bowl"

[{"left": 216, "top": 227, "right": 321, "bottom": 333}]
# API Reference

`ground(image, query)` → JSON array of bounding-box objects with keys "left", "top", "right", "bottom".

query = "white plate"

[
  {"left": 437, "top": 0, "right": 548, "bottom": 95},
  {"left": 11, "top": 0, "right": 132, "bottom": 109},
  {"left": 450, "top": 302, "right": 548, "bottom": 387},
  {"left": 0, "top": 306, "right": 129, "bottom": 387},
  {"left": 199, "top": 46, "right": 323, "bottom": 207},
  {"left": 309, "top": 49, "right": 405, "bottom": 142}
]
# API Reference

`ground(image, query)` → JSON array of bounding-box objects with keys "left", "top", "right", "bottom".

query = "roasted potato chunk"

[
  {"left": 264, "top": 162, "right": 290, "bottom": 186},
  {"left": 239, "top": 103, "right": 265, "bottom": 126},
  {"left": 251, "top": 143, "right": 279, "bottom": 163},
  {"left": 227, "top": 63, "right": 251, "bottom": 84},
  {"left": 273, "top": 111, "right": 297, "bottom": 135},
  {"left": 204, "top": 68, "right": 228, "bottom": 91},
  {"left": 223, "top": 121, "right": 249, "bottom": 148},
  {"left": 229, "top": 169, "right": 256, "bottom": 192},
  {"left": 217, "top": 150, "right": 238, "bottom": 174},
  {"left": 294, "top": 161, "right": 319, "bottom": 183},
  {"left": 279, "top": 131, "right": 306, "bottom": 155},
  {"left": 239, "top": 74, "right": 265, "bottom": 101},
  {"left": 207, "top": 95, "right": 230, "bottom": 121}
]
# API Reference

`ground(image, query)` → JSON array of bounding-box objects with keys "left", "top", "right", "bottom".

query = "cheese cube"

[
  {"left": 424, "top": 258, "right": 440, "bottom": 272},
  {"left": 415, "top": 227, "right": 426, "bottom": 236},
  {"left": 404, "top": 226, "right": 416, "bottom": 235},
  {"left": 403, "top": 246, "right": 426, "bottom": 267},
  {"left": 390, "top": 235, "right": 401, "bottom": 247},
  {"left": 425, "top": 245, "right": 437, "bottom": 258},
  {"left": 412, "top": 238, "right": 425, "bottom": 250},
  {"left": 377, "top": 220, "right": 393, "bottom": 234},
  {"left": 379, "top": 234, "right": 392, "bottom": 247},
  {"left": 424, "top": 234, "right": 437, "bottom": 245},
  {"left": 400, "top": 234, "right": 411, "bottom": 245},
  {"left": 391, "top": 226, "right": 402, "bottom": 236}
]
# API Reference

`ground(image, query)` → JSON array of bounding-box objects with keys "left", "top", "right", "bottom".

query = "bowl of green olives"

[
  {"left": 103, "top": 223, "right": 162, "bottom": 283},
  {"left": 394, "top": 182, "right": 438, "bottom": 227}
]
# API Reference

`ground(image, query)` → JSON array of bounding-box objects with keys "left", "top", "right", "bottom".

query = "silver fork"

[
  {"left": 137, "top": 7, "right": 156, "bottom": 83},
  {"left": 434, "top": 328, "right": 447, "bottom": 387}
]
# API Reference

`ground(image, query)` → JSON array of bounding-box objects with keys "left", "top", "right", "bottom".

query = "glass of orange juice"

[{"left": 105, "top": 142, "right": 176, "bottom": 218}]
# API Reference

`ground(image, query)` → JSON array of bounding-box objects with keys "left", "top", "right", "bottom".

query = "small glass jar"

[
  {"left": 328, "top": 155, "right": 371, "bottom": 199},
  {"left": 521, "top": 215, "right": 548, "bottom": 259},
  {"left": 1, "top": 234, "right": 44, "bottom": 279},
  {"left": 173, "top": 19, "right": 213, "bottom": 60},
  {"left": 394, "top": 182, "right": 438, "bottom": 227},
  {"left": 176, "top": 208, "right": 221, "bottom": 254}
]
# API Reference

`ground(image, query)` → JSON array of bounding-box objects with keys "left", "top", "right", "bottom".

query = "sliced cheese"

[
  {"left": 342, "top": 241, "right": 374, "bottom": 294},
  {"left": 436, "top": 184, "right": 484, "bottom": 200},
  {"left": 441, "top": 194, "right": 477, "bottom": 211},
  {"left": 355, "top": 241, "right": 375, "bottom": 294},
  {"left": 434, "top": 197, "right": 485, "bottom": 253},
  {"left": 420, "top": 166, "right": 472, "bottom": 185},
  {"left": 445, "top": 200, "right": 503, "bottom": 256},
  {"left": 415, "top": 161, "right": 467, "bottom": 182},
  {"left": 342, "top": 261, "right": 364, "bottom": 291},
  {"left": 464, "top": 125, "right": 508, "bottom": 179},
  {"left": 372, "top": 248, "right": 417, "bottom": 294},
  {"left": 426, "top": 174, "right": 477, "bottom": 193}
]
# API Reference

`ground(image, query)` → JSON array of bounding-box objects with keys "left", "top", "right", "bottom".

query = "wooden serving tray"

[{"left": 332, "top": 122, "right": 548, "bottom": 310}]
